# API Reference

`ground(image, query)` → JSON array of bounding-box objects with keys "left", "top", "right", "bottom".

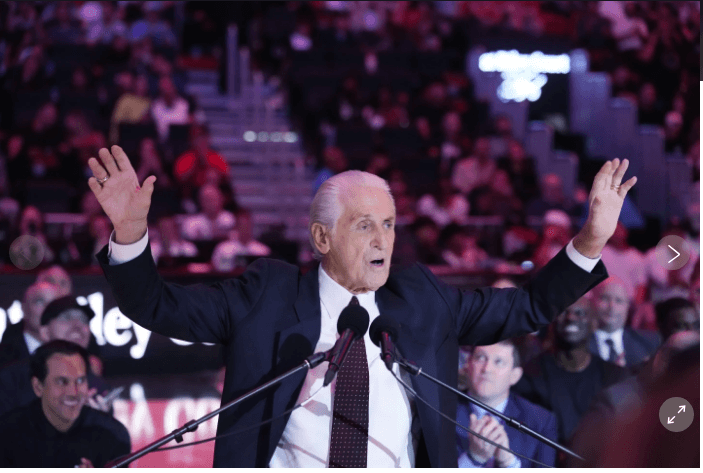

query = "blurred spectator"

[
  {"left": 502, "top": 213, "right": 540, "bottom": 263},
  {"left": 588, "top": 277, "right": 660, "bottom": 369},
  {"left": 18, "top": 205, "right": 55, "bottom": 264},
  {"left": 150, "top": 215, "right": 198, "bottom": 268},
  {"left": 181, "top": 184, "right": 235, "bottom": 241},
  {"left": 513, "top": 294, "right": 629, "bottom": 447},
  {"left": 598, "top": 1, "right": 649, "bottom": 54},
  {"left": 0, "top": 340, "right": 130, "bottom": 467},
  {"left": 637, "top": 82, "right": 665, "bottom": 125},
  {"left": 663, "top": 110, "right": 685, "bottom": 153},
  {"left": 600, "top": 222, "right": 646, "bottom": 303},
  {"left": 212, "top": 209, "right": 271, "bottom": 272},
  {"left": 135, "top": 137, "right": 171, "bottom": 186},
  {"left": 60, "top": 109, "right": 106, "bottom": 188},
  {"left": 472, "top": 169, "right": 523, "bottom": 219},
  {"left": 440, "top": 224, "right": 488, "bottom": 270},
  {"left": 416, "top": 176, "right": 469, "bottom": 227},
  {"left": 451, "top": 137, "right": 495, "bottom": 196},
  {"left": 531, "top": 210, "right": 573, "bottom": 269},
  {"left": 151, "top": 75, "right": 190, "bottom": 142},
  {"left": 129, "top": 2, "right": 176, "bottom": 48},
  {"left": 654, "top": 297, "right": 699, "bottom": 341},
  {"left": 35, "top": 265, "right": 73, "bottom": 297},
  {"left": 393, "top": 191, "right": 417, "bottom": 227},
  {"left": 526, "top": 173, "right": 578, "bottom": 217},
  {"left": 496, "top": 139, "right": 540, "bottom": 203},
  {"left": 0, "top": 281, "right": 60, "bottom": 368},
  {"left": 313, "top": 146, "right": 348, "bottom": 194},
  {"left": 45, "top": 2, "right": 84, "bottom": 45},
  {"left": 174, "top": 125, "right": 229, "bottom": 198},
  {"left": 457, "top": 341, "right": 557, "bottom": 468},
  {"left": 411, "top": 216, "right": 445, "bottom": 265},
  {"left": 109, "top": 73, "right": 152, "bottom": 144},
  {"left": 87, "top": 215, "right": 113, "bottom": 265},
  {"left": 7, "top": 46, "right": 52, "bottom": 92},
  {"left": 690, "top": 259, "right": 700, "bottom": 311},
  {"left": 569, "top": 330, "right": 699, "bottom": 468},
  {"left": 24, "top": 102, "right": 64, "bottom": 149},
  {"left": 88, "top": 1, "right": 128, "bottom": 45}
]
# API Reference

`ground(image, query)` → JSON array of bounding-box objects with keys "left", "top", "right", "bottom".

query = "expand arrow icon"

[
  {"left": 668, "top": 416, "right": 675, "bottom": 424},
  {"left": 679, "top": 406, "right": 686, "bottom": 413},
  {"left": 668, "top": 245, "right": 680, "bottom": 264}
]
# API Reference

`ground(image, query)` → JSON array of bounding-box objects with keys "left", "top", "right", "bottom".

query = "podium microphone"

[
  {"left": 323, "top": 304, "right": 369, "bottom": 386},
  {"left": 369, "top": 315, "right": 401, "bottom": 371}
]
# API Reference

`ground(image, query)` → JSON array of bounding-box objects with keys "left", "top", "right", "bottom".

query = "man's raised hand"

[{"left": 87, "top": 146, "right": 156, "bottom": 244}]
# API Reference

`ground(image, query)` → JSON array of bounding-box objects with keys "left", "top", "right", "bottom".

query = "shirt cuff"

[
  {"left": 565, "top": 238, "right": 601, "bottom": 273},
  {"left": 505, "top": 456, "right": 521, "bottom": 468},
  {"left": 458, "top": 451, "right": 483, "bottom": 468},
  {"left": 108, "top": 229, "right": 150, "bottom": 265}
]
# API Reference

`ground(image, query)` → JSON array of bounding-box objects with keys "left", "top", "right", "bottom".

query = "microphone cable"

[
  {"left": 390, "top": 369, "right": 555, "bottom": 468},
  {"left": 128, "top": 384, "right": 326, "bottom": 454}
]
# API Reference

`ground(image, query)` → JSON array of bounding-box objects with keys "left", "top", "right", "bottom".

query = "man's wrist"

[
  {"left": 495, "top": 453, "right": 516, "bottom": 468},
  {"left": 115, "top": 224, "right": 148, "bottom": 245},
  {"left": 572, "top": 230, "right": 607, "bottom": 259},
  {"left": 468, "top": 450, "right": 491, "bottom": 465}
]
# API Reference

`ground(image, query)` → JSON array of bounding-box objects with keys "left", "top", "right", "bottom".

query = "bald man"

[
  {"left": 588, "top": 277, "right": 660, "bottom": 368},
  {"left": 0, "top": 282, "right": 61, "bottom": 368}
]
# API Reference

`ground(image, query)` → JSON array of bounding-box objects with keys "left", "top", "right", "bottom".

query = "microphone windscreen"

[
  {"left": 337, "top": 304, "right": 370, "bottom": 337},
  {"left": 369, "top": 314, "right": 400, "bottom": 347}
]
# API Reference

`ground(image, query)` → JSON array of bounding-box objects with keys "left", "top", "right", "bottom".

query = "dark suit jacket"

[
  {"left": 0, "top": 321, "right": 30, "bottom": 369},
  {"left": 587, "top": 328, "right": 661, "bottom": 367},
  {"left": 96, "top": 242, "right": 606, "bottom": 467},
  {"left": 456, "top": 392, "right": 558, "bottom": 468}
]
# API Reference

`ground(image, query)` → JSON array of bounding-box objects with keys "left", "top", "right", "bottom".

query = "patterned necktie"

[
  {"left": 329, "top": 296, "right": 369, "bottom": 468},
  {"left": 606, "top": 338, "right": 617, "bottom": 363}
]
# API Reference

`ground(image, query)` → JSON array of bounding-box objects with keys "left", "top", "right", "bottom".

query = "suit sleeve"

[
  {"left": 96, "top": 241, "right": 271, "bottom": 344},
  {"left": 421, "top": 246, "right": 608, "bottom": 346},
  {"left": 535, "top": 411, "right": 558, "bottom": 467}
]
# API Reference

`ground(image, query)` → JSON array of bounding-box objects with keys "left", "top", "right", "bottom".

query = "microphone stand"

[
  {"left": 105, "top": 351, "right": 330, "bottom": 468},
  {"left": 395, "top": 357, "right": 585, "bottom": 463}
]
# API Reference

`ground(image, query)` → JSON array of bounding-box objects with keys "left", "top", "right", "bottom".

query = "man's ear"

[
  {"left": 31, "top": 377, "right": 44, "bottom": 398},
  {"left": 39, "top": 326, "right": 50, "bottom": 343},
  {"left": 509, "top": 366, "right": 523, "bottom": 387},
  {"left": 311, "top": 223, "right": 330, "bottom": 256}
]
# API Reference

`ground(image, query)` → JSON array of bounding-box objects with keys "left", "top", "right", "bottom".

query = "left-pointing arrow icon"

[
  {"left": 668, "top": 416, "right": 675, "bottom": 424},
  {"left": 668, "top": 245, "right": 680, "bottom": 264}
]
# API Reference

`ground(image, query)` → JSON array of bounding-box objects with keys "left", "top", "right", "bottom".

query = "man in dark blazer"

[
  {"left": 456, "top": 341, "right": 558, "bottom": 468},
  {"left": 588, "top": 277, "right": 660, "bottom": 368},
  {"left": 87, "top": 146, "right": 637, "bottom": 467}
]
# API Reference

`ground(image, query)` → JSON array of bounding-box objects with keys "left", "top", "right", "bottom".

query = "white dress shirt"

[
  {"left": 23, "top": 332, "right": 42, "bottom": 355},
  {"left": 593, "top": 328, "right": 625, "bottom": 361},
  {"left": 106, "top": 233, "right": 601, "bottom": 467}
]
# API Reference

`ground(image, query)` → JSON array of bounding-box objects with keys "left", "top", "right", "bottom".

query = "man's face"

[
  {"left": 32, "top": 353, "right": 88, "bottom": 432},
  {"left": 37, "top": 268, "right": 72, "bottom": 297},
  {"left": 320, "top": 185, "right": 395, "bottom": 293},
  {"left": 665, "top": 307, "right": 700, "bottom": 339},
  {"left": 41, "top": 309, "right": 91, "bottom": 349},
  {"left": 23, "top": 283, "right": 60, "bottom": 334},
  {"left": 594, "top": 281, "right": 630, "bottom": 332},
  {"left": 555, "top": 297, "right": 592, "bottom": 346},
  {"left": 466, "top": 344, "right": 521, "bottom": 404}
]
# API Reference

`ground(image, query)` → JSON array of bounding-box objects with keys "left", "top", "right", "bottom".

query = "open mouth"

[
  {"left": 63, "top": 399, "right": 79, "bottom": 407},
  {"left": 370, "top": 259, "right": 385, "bottom": 268},
  {"left": 563, "top": 325, "right": 580, "bottom": 333}
]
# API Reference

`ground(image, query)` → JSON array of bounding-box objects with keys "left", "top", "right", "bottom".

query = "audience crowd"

[{"left": 0, "top": 1, "right": 698, "bottom": 468}]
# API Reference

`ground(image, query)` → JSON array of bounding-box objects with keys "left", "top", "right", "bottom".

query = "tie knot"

[{"left": 349, "top": 296, "right": 360, "bottom": 306}]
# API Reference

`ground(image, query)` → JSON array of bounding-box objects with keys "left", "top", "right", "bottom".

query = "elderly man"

[
  {"left": 0, "top": 281, "right": 61, "bottom": 368},
  {"left": 0, "top": 340, "right": 130, "bottom": 467},
  {"left": 86, "top": 145, "right": 636, "bottom": 467},
  {"left": 456, "top": 340, "right": 558, "bottom": 468},
  {"left": 588, "top": 277, "right": 660, "bottom": 368}
]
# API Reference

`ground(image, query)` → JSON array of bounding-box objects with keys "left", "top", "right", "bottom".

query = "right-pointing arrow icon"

[
  {"left": 679, "top": 406, "right": 686, "bottom": 413},
  {"left": 668, "top": 416, "right": 676, "bottom": 424},
  {"left": 668, "top": 245, "right": 680, "bottom": 263}
]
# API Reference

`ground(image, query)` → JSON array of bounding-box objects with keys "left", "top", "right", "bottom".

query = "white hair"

[{"left": 309, "top": 170, "right": 394, "bottom": 260}]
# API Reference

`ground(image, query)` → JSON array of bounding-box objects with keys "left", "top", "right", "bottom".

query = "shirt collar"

[
  {"left": 24, "top": 332, "right": 42, "bottom": 354},
  {"left": 318, "top": 264, "right": 376, "bottom": 320},
  {"left": 595, "top": 327, "right": 624, "bottom": 345},
  {"left": 471, "top": 396, "right": 509, "bottom": 419}
]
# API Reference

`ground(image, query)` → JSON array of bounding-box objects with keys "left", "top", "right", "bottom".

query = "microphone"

[
  {"left": 323, "top": 304, "right": 369, "bottom": 387},
  {"left": 369, "top": 315, "right": 400, "bottom": 371}
]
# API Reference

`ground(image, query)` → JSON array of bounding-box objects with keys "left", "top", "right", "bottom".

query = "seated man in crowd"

[
  {"left": 181, "top": 183, "right": 236, "bottom": 241},
  {"left": 457, "top": 340, "right": 558, "bottom": 468},
  {"left": 0, "top": 281, "right": 61, "bottom": 368},
  {"left": 655, "top": 297, "right": 699, "bottom": 339},
  {"left": 513, "top": 294, "right": 629, "bottom": 450},
  {"left": 36, "top": 265, "right": 73, "bottom": 297},
  {"left": 587, "top": 276, "right": 660, "bottom": 368},
  {"left": 0, "top": 340, "right": 130, "bottom": 467},
  {"left": 212, "top": 208, "right": 270, "bottom": 272},
  {"left": 0, "top": 296, "right": 111, "bottom": 418}
]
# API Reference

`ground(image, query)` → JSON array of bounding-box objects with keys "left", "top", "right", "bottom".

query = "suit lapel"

[{"left": 376, "top": 285, "right": 428, "bottom": 361}]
